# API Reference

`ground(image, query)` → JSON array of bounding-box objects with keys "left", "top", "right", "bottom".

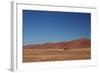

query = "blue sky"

[{"left": 23, "top": 10, "right": 91, "bottom": 46}]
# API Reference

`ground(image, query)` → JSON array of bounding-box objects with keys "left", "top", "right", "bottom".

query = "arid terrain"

[{"left": 23, "top": 38, "right": 91, "bottom": 62}]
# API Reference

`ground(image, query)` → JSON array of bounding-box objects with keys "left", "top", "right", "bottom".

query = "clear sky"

[{"left": 23, "top": 10, "right": 91, "bottom": 46}]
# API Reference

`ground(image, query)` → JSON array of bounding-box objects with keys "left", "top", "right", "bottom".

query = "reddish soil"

[{"left": 23, "top": 38, "right": 91, "bottom": 62}]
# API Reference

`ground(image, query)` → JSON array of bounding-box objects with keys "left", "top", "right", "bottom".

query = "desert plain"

[{"left": 23, "top": 38, "right": 91, "bottom": 62}]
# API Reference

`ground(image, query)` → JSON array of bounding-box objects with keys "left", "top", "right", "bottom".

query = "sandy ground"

[{"left": 23, "top": 48, "right": 91, "bottom": 62}]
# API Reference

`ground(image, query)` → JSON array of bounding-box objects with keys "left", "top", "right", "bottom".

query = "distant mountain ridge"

[{"left": 23, "top": 38, "right": 91, "bottom": 49}]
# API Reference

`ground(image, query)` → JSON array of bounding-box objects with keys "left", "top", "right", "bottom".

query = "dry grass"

[{"left": 23, "top": 48, "right": 91, "bottom": 62}]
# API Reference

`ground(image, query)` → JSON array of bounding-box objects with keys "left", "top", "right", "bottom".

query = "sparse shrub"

[{"left": 64, "top": 48, "right": 69, "bottom": 50}]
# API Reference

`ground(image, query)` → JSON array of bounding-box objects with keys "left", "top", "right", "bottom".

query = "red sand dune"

[{"left": 23, "top": 38, "right": 91, "bottom": 49}]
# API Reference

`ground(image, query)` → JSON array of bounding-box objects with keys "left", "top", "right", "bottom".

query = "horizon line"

[{"left": 23, "top": 37, "right": 91, "bottom": 46}]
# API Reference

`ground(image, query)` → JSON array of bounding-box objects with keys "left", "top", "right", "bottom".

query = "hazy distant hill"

[{"left": 23, "top": 38, "right": 91, "bottom": 49}]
